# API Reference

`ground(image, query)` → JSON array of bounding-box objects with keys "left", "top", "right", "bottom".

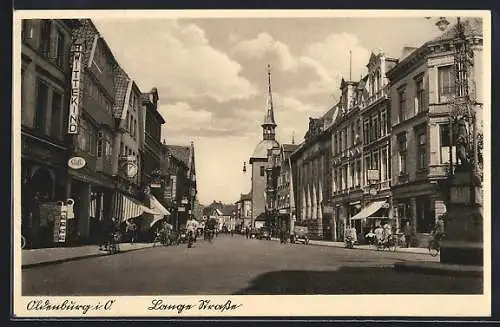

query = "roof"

[
  {"left": 112, "top": 66, "right": 130, "bottom": 119},
  {"left": 431, "top": 17, "right": 483, "bottom": 43},
  {"left": 221, "top": 204, "right": 236, "bottom": 216},
  {"left": 282, "top": 143, "right": 300, "bottom": 153},
  {"left": 240, "top": 193, "right": 251, "bottom": 201},
  {"left": 252, "top": 139, "right": 280, "bottom": 158},
  {"left": 167, "top": 145, "right": 190, "bottom": 167}
]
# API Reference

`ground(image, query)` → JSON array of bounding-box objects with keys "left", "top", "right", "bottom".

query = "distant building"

[
  {"left": 235, "top": 193, "right": 252, "bottom": 229},
  {"left": 249, "top": 65, "right": 279, "bottom": 227},
  {"left": 291, "top": 105, "right": 337, "bottom": 239}
]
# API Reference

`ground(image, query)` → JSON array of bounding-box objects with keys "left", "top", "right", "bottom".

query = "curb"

[
  {"left": 394, "top": 262, "right": 483, "bottom": 277},
  {"left": 271, "top": 238, "right": 429, "bottom": 255},
  {"left": 22, "top": 244, "right": 154, "bottom": 269}
]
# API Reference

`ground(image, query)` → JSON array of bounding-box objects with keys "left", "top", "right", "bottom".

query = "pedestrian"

[
  {"left": 403, "top": 221, "right": 412, "bottom": 248},
  {"left": 245, "top": 227, "right": 249, "bottom": 239},
  {"left": 99, "top": 217, "right": 113, "bottom": 251},
  {"left": 433, "top": 215, "right": 445, "bottom": 242},
  {"left": 126, "top": 218, "right": 138, "bottom": 244},
  {"left": 374, "top": 224, "right": 384, "bottom": 246},
  {"left": 365, "top": 228, "right": 375, "bottom": 246}
]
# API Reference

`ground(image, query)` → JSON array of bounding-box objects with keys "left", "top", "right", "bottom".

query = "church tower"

[{"left": 249, "top": 64, "right": 280, "bottom": 227}]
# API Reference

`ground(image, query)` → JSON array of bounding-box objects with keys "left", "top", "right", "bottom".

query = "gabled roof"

[
  {"left": 112, "top": 66, "right": 130, "bottom": 119},
  {"left": 167, "top": 145, "right": 191, "bottom": 167},
  {"left": 282, "top": 143, "right": 300, "bottom": 153}
]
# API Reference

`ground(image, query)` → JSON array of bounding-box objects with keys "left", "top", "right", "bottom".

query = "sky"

[{"left": 92, "top": 14, "right": 448, "bottom": 206}]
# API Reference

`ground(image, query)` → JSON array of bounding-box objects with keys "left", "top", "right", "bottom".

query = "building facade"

[
  {"left": 330, "top": 78, "right": 362, "bottom": 241},
  {"left": 235, "top": 193, "right": 252, "bottom": 229},
  {"left": 351, "top": 52, "right": 398, "bottom": 239},
  {"left": 292, "top": 107, "right": 336, "bottom": 239},
  {"left": 276, "top": 143, "right": 300, "bottom": 235},
  {"left": 21, "top": 19, "right": 79, "bottom": 248},
  {"left": 387, "top": 18, "right": 483, "bottom": 247}
]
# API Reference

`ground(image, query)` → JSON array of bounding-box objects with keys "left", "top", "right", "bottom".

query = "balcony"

[
  {"left": 397, "top": 173, "right": 409, "bottom": 184},
  {"left": 428, "top": 164, "right": 450, "bottom": 181}
]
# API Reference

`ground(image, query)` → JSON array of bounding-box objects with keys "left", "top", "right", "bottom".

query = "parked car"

[
  {"left": 257, "top": 228, "right": 271, "bottom": 240},
  {"left": 292, "top": 225, "right": 309, "bottom": 245}
]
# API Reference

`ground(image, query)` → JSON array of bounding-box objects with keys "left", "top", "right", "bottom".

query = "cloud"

[
  {"left": 231, "top": 32, "right": 299, "bottom": 71},
  {"left": 93, "top": 19, "right": 257, "bottom": 103},
  {"left": 160, "top": 101, "right": 262, "bottom": 143}
]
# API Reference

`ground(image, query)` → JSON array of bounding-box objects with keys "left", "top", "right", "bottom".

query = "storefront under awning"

[{"left": 350, "top": 201, "right": 387, "bottom": 220}]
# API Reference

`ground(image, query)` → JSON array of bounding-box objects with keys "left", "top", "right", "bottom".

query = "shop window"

[
  {"left": 416, "top": 196, "right": 434, "bottom": 233},
  {"left": 34, "top": 80, "right": 49, "bottom": 133}
]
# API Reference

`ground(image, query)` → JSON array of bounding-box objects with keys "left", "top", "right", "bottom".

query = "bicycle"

[{"left": 428, "top": 235, "right": 443, "bottom": 257}]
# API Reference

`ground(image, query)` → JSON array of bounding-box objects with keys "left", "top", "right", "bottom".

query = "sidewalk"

[
  {"left": 22, "top": 243, "right": 154, "bottom": 268},
  {"left": 271, "top": 237, "right": 431, "bottom": 255}
]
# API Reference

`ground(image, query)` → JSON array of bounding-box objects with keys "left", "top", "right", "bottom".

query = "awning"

[
  {"left": 350, "top": 201, "right": 387, "bottom": 220},
  {"left": 142, "top": 195, "right": 171, "bottom": 229},
  {"left": 111, "top": 193, "right": 147, "bottom": 223}
]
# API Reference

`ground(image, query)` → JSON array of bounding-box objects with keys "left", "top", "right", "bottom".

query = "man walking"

[{"left": 403, "top": 221, "right": 413, "bottom": 248}]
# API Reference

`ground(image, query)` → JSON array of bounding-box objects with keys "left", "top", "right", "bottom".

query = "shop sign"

[
  {"left": 323, "top": 205, "right": 333, "bottom": 214},
  {"left": 120, "top": 156, "right": 138, "bottom": 179},
  {"left": 53, "top": 210, "right": 67, "bottom": 243},
  {"left": 178, "top": 207, "right": 185, "bottom": 212},
  {"left": 150, "top": 183, "right": 162, "bottom": 188},
  {"left": 68, "top": 156, "right": 86, "bottom": 169},
  {"left": 369, "top": 188, "right": 377, "bottom": 196},
  {"left": 68, "top": 43, "right": 83, "bottom": 134}
]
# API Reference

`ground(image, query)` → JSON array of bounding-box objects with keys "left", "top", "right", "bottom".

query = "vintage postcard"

[{"left": 12, "top": 9, "right": 491, "bottom": 318}]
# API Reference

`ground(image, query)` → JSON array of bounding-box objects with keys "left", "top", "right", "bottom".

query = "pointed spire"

[
  {"left": 262, "top": 64, "right": 277, "bottom": 127},
  {"left": 292, "top": 131, "right": 295, "bottom": 144}
]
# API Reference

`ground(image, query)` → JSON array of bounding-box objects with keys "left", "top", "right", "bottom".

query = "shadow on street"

[{"left": 233, "top": 266, "right": 483, "bottom": 295}]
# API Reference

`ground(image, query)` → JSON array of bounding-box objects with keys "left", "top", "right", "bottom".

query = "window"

[
  {"left": 333, "top": 133, "right": 338, "bottom": 154},
  {"left": 381, "top": 149, "right": 388, "bottom": 181},
  {"left": 55, "top": 29, "right": 65, "bottom": 68},
  {"left": 77, "top": 122, "right": 89, "bottom": 152},
  {"left": 398, "top": 87, "right": 406, "bottom": 123},
  {"left": 260, "top": 166, "right": 265, "bottom": 177},
  {"left": 126, "top": 112, "right": 130, "bottom": 132},
  {"left": 22, "top": 20, "right": 34, "bottom": 40},
  {"left": 372, "top": 150, "right": 379, "bottom": 173},
  {"left": 439, "top": 124, "right": 456, "bottom": 164},
  {"left": 415, "top": 78, "right": 425, "bottom": 114},
  {"left": 363, "top": 119, "right": 370, "bottom": 144},
  {"left": 438, "top": 66, "right": 454, "bottom": 102},
  {"left": 356, "top": 159, "right": 361, "bottom": 187},
  {"left": 364, "top": 155, "right": 370, "bottom": 185},
  {"left": 39, "top": 20, "right": 52, "bottom": 55},
  {"left": 380, "top": 111, "right": 387, "bottom": 136},
  {"left": 343, "top": 128, "right": 348, "bottom": 150},
  {"left": 373, "top": 116, "right": 379, "bottom": 140},
  {"left": 350, "top": 123, "right": 355, "bottom": 146},
  {"left": 398, "top": 132, "right": 408, "bottom": 174},
  {"left": 35, "top": 80, "right": 49, "bottom": 132},
  {"left": 120, "top": 142, "right": 124, "bottom": 156},
  {"left": 350, "top": 163, "right": 355, "bottom": 188},
  {"left": 416, "top": 129, "right": 427, "bottom": 170},
  {"left": 97, "top": 138, "right": 103, "bottom": 158},
  {"left": 356, "top": 119, "right": 361, "bottom": 143},
  {"left": 50, "top": 92, "right": 62, "bottom": 139}
]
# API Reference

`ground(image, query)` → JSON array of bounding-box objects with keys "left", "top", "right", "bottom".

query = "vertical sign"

[
  {"left": 53, "top": 208, "right": 68, "bottom": 243},
  {"left": 68, "top": 43, "right": 83, "bottom": 134},
  {"left": 171, "top": 175, "right": 177, "bottom": 200}
]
